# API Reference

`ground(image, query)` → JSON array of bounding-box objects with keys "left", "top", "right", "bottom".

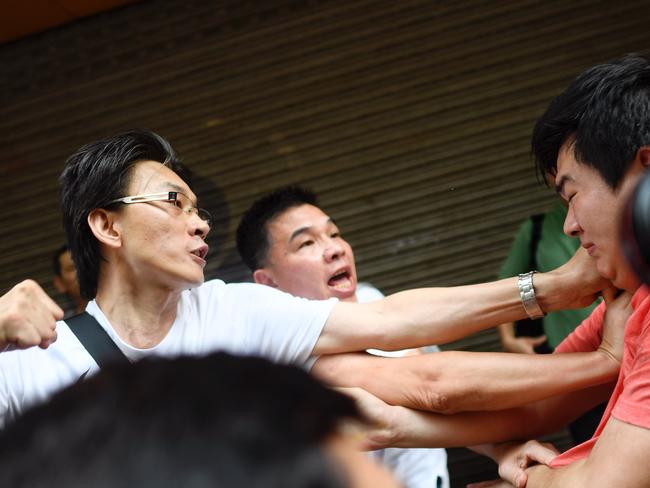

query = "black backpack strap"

[{"left": 66, "top": 312, "right": 130, "bottom": 368}]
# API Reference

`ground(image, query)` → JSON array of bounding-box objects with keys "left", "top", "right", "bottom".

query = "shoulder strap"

[
  {"left": 529, "top": 213, "right": 545, "bottom": 270},
  {"left": 66, "top": 312, "right": 130, "bottom": 368}
]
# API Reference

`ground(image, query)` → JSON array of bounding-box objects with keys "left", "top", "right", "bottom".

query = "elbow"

[{"left": 416, "top": 379, "right": 462, "bottom": 415}]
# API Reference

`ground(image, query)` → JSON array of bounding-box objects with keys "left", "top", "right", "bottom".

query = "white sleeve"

[
  {"left": 379, "top": 447, "right": 449, "bottom": 488},
  {"left": 0, "top": 350, "right": 22, "bottom": 429},
  {"left": 222, "top": 283, "right": 337, "bottom": 366}
]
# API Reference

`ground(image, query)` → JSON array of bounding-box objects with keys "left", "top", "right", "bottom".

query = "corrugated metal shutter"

[{"left": 1, "top": 0, "right": 647, "bottom": 485}]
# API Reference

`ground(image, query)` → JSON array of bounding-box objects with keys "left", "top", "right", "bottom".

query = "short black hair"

[
  {"left": 52, "top": 244, "right": 69, "bottom": 277},
  {"left": 0, "top": 352, "right": 361, "bottom": 488},
  {"left": 59, "top": 130, "right": 191, "bottom": 299},
  {"left": 236, "top": 185, "right": 318, "bottom": 271},
  {"left": 532, "top": 53, "right": 650, "bottom": 189}
]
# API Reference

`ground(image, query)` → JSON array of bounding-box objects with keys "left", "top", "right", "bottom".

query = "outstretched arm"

[
  {"left": 315, "top": 289, "right": 628, "bottom": 414},
  {"left": 315, "top": 248, "right": 606, "bottom": 354},
  {"left": 313, "top": 349, "right": 618, "bottom": 414},
  {"left": 343, "top": 382, "right": 613, "bottom": 450}
]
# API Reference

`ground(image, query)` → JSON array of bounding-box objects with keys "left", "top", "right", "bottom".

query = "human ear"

[
  {"left": 638, "top": 146, "right": 650, "bottom": 169},
  {"left": 53, "top": 275, "right": 65, "bottom": 293},
  {"left": 87, "top": 209, "right": 121, "bottom": 249},
  {"left": 253, "top": 269, "right": 278, "bottom": 287}
]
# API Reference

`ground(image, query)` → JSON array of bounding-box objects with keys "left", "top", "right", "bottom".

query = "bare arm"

[
  {"left": 313, "top": 349, "right": 618, "bottom": 414},
  {"left": 525, "top": 417, "right": 650, "bottom": 487},
  {"left": 345, "top": 382, "right": 614, "bottom": 450},
  {"left": 315, "top": 248, "right": 606, "bottom": 354},
  {"left": 316, "top": 290, "right": 628, "bottom": 414}
]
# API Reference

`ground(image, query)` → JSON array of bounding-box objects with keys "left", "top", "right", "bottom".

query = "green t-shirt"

[{"left": 499, "top": 203, "right": 598, "bottom": 349}]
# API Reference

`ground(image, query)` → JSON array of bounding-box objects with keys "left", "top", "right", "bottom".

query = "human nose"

[
  {"left": 189, "top": 212, "right": 210, "bottom": 239},
  {"left": 563, "top": 205, "right": 581, "bottom": 237},
  {"left": 323, "top": 238, "right": 345, "bottom": 262}
]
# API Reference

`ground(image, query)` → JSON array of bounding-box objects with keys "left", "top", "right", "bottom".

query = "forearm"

[
  {"left": 375, "top": 279, "right": 528, "bottom": 349},
  {"left": 526, "top": 462, "right": 584, "bottom": 487},
  {"left": 375, "top": 405, "right": 541, "bottom": 448},
  {"left": 368, "top": 383, "right": 613, "bottom": 449},
  {"left": 313, "top": 350, "right": 618, "bottom": 414}
]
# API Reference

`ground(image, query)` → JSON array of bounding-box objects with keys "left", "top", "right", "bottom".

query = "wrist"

[
  {"left": 530, "top": 271, "right": 559, "bottom": 313},
  {"left": 518, "top": 271, "right": 545, "bottom": 319},
  {"left": 596, "top": 345, "right": 622, "bottom": 370}
]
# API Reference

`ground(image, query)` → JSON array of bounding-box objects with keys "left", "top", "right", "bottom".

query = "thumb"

[
  {"left": 601, "top": 285, "right": 620, "bottom": 305},
  {"left": 500, "top": 463, "right": 526, "bottom": 488}
]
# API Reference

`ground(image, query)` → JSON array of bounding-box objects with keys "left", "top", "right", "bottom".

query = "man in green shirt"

[{"left": 497, "top": 201, "right": 603, "bottom": 443}]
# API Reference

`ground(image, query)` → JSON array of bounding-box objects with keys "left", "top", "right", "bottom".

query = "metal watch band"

[{"left": 517, "top": 271, "right": 545, "bottom": 320}]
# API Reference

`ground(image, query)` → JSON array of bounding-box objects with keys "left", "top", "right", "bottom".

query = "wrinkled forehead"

[
  {"left": 127, "top": 160, "right": 196, "bottom": 200},
  {"left": 269, "top": 204, "right": 332, "bottom": 238}
]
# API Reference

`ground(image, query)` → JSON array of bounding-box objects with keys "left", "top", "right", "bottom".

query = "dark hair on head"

[
  {"left": 0, "top": 352, "right": 361, "bottom": 488},
  {"left": 533, "top": 53, "right": 650, "bottom": 189},
  {"left": 52, "top": 244, "right": 69, "bottom": 277},
  {"left": 236, "top": 185, "right": 318, "bottom": 271},
  {"left": 59, "top": 130, "right": 191, "bottom": 299}
]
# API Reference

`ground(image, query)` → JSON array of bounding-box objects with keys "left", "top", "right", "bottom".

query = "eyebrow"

[
  {"left": 288, "top": 218, "right": 336, "bottom": 243},
  {"left": 554, "top": 175, "right": 574, "bottom": 198}
]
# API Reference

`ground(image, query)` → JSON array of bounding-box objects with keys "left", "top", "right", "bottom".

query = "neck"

[
  {"left": 95, "top": 273, "right": 182, "bottom": 349},
  {"left": 345, "top": 294, "right": 359, "bottom": 303}
]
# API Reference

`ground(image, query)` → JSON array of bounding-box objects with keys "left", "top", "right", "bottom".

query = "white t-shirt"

[
  {"left": 357, "top": 283, "right": 449, "bottom": 488},
  {"left": 0, "top": 279, "right": 336, "bottom": 428}
]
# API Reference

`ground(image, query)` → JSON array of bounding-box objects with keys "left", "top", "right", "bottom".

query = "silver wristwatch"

[{"left": 517, "top": 271, "right": 545, "bottom": 319}]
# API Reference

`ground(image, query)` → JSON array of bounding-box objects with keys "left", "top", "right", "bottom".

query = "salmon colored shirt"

[{"left": 550, "top": 286, "right": 650, "bottom": 467}]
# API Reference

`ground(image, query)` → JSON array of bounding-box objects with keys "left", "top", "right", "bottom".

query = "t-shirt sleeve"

[
  {"left": 499, "top": 219, "right": 534, "bottom": 279},
  {"left": 554, "top": 301, "right": 605, "bottom": 354},
  {"left": 0, "top": 349, "right": 22, "bottom": 429},
  {"left": 223, "top": 283, "right": 337, "bottom": 366}
]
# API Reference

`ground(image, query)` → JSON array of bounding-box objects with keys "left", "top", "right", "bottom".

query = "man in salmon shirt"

[
  {"left": 516, "top": 53, "right": 650, "bottom": 487},
  {"left": 349, "top": 54, "right": 650, "bottom": 488}
]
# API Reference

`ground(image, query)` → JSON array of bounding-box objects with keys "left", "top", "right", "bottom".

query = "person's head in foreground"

[
  {"left": 237, "top": 185, "right": 359, "bottom": 302},
  {"left": 533, "top": 53, "right": 650, "bottom": 292},
  {"left": 0, "top": 352, "right": 398, "bottom": 488},
  {"left": 59, "top": 129, "right": 211, "bottom": 301}
]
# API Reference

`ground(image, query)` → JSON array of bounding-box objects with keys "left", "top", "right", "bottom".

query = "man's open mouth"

[
  {"left": 328, "top": 269, "right": 352, "bottom": 289},
  {"left": 190, "top": 245, "right": 209, "bottom": 260}
]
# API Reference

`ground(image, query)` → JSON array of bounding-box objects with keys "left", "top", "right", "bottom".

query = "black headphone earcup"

[{"left": 622, "top": 171, "right": 650, "bottom": 284}]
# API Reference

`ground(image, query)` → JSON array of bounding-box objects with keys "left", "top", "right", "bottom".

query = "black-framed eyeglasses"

[{"left": 108, "top": 191, "right": 212, "bottom": 229}]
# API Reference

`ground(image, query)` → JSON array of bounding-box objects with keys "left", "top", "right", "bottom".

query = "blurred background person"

[{"left": 52, "top": 244, "right": 87, "bottom": 318}]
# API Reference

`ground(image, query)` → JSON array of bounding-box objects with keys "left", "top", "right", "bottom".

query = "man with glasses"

[{"left": 0, "top": 129, "right": 622, "bottom": 433}]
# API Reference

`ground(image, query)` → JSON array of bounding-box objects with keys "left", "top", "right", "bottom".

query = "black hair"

[
  {"left": 0, "top": 352, "right": 360, "bottom": 488},
  {"left": 59, "top": 130, "right": 191, "bottom": 299},
  {"left": 532, "top": 53, "right": 650, "bottom": 189},
  {"left": 236, "top": 185, "right": 318, "bottom": 271},
  {"left": 52, "top": 244, "right": 69, "bottom": 277}
]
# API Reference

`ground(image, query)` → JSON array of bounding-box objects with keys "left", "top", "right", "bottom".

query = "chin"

[
  {"left": 183, "top": 273, "right": 205, "bottom": 289},
  {"left": 334, "top": 289, "right": 356, "bottom": 301}
]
